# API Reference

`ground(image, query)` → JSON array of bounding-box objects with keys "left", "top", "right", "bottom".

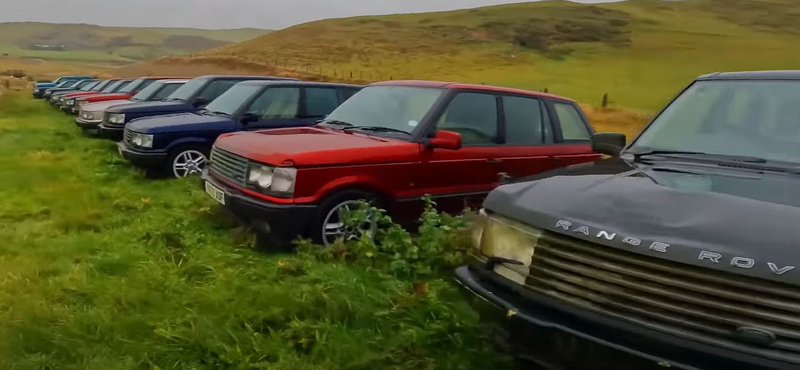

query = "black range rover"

[{"left": 457, "top": 71, "right": 800, "bottom": 370}]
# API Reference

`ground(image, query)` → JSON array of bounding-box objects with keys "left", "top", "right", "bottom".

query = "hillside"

[
  {"left": 0, "top": 22, "right": 269, "bottom": 63},
  {"left": 177, "top": 0, "right": 800, "bottom": 113}
]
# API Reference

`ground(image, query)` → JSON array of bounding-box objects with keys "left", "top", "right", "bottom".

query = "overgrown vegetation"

[{"left": 0, "top": 92, "right": 511, "bottom": 369}]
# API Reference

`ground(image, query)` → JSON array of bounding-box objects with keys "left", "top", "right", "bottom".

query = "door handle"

[{"left": 486, "top": 158, "right": 503, "bottom": 164}]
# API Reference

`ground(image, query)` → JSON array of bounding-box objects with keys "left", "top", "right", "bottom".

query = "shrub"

[{"left": 297, "top": 196, "right": 473, "bottom": 281}]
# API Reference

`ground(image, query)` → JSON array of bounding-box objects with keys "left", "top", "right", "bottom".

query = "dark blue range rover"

[
  {"left": 117, "top": 81, "right": 361, "bottom": 178},
  {"left": 99, "top": 75, "right": 296, "bottom": 141}
]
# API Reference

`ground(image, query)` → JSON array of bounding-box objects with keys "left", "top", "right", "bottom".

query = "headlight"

[
  {"left": 77, "top": 100, "right": 87, "bottom": 108},
  {"left": 245, "top": 163, "right": 296, "bottom": 197},
  {"left": 66, "top": 99, "right": 75, "bottom": 106},
  {"left": 59, "top": 97, "right": 65, "bottom": 102},
  {"left": 108, "top": 113, "right": 126, "bottom": 124},
  {"left": 81, "top": 111, "right": 98, "bottom": 120},
  {"left": 131, "top": 133, "right": 154, "bottom": 148},
  {"left": 473, "top": 212, "right": 541, "bottom": 285}
]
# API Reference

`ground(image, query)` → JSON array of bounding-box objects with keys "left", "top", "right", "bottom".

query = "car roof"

[
  {"left": 697, "top": 70, "right": 800, "bottom": 81},
  {"left": 196, "top": 75, "right": 298, "bottom": 81},
  {"left": 370, "top": 80, "right": 575, "bottom": 102},
  {"left": 236, "top": 80, "right": 362, "bottom": 88}
]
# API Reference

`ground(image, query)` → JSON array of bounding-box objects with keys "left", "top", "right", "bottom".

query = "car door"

[
  {"left": 239, "top": 87, "right": 302, "bottom": 130},
  {"left": 547, "top": 100, "right": 599, "bottom": 167},
  {"left": 417, "top": 91, "right": 507, "bottom": 212},
  {"left": 494, "top": 95, "right": 560, "bottom": 181}
]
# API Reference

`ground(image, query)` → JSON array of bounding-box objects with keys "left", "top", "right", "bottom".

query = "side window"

[
  {"left": 304, "top": 88, "right": 340, "bottom": 118},
  {"left": 153, "top": 84, "right": 182, "bottom": 100},
  {"left": 339, "top": 88, "right": 360, "bottom": 102},
  {"left": 246, "top": 87, "right": 301, "bottom": 119},
  {"left": 198, "top": 80, "right": 239, "bottom": 102},
  {"left": 554, "top": 102, "right": 591, "bottom": 141},
  {"left": 437, "top": 92, "right": 498, "bottom": 145},
  {"left": 502, "top": 96, "right": 550, "bottom": 145}
]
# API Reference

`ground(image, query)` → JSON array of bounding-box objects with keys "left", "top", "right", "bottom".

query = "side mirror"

[
  {"left": 592, "top": 132, "right": 627, "bottom": 156},
  {"left": 428, "top": 130, "right": 462, "bottom": 150},
  {"left": 193, "top": 97, "right": 210, "bottom": 108},
  {"left": 240, "top": 112, "right": 259, "bottom": 125}
]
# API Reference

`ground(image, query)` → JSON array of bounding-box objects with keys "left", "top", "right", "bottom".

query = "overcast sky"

[{"left": 0, "top": 0, "right": 611, "bottom": 30}]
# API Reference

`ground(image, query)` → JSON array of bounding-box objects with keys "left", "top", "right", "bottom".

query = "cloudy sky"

[{"left": 1, "top": 0, "right": 611, "bottom": 30}]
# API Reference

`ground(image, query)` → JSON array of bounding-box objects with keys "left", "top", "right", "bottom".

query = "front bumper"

[
  {"left": 455, "top": 265, "right": 793, "bottom": 370},
  {"left": 99, "top": 123, "right": 124, "bottom": 141},
  {"left": 75, "top": 117, "right": 102, "bottom": 131},
  {"left": 32, "top": 91, "right": 44, "bottom": 98},
  {"left": 201, "top": 170, "right": 316, "bottom": 245},
  {"left": 60, "top": 104, "right": 75, "bottom": 114},
  {"left": 117, "top": 141, "right": 168, "bottom": 168}
]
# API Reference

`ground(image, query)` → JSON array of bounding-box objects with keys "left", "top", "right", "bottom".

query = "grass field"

[
  {"left": 188, "top": 0, "right": 800, "bottom": 112},
  {"left": 0, "top": 92, "right": 509, "bottom": 369}
]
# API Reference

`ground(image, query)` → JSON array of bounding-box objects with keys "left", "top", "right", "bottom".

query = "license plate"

[{"left": 205, "top": 182, "right": 226, "bottom": 205}]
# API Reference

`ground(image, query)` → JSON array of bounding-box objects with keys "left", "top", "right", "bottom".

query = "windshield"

[
  {"left": 62, "top": 80, "right": 81, "bottom": 88},
  {"left": 632, "top": 80, "right": 800, "bottom": 163},
  {"left": 120, "top": 78, "right": 148, "bottom": 94},
  {"left": 91, "top": 80, "right": 111, "bottom": 91},
  {"left": 130, "top": 81, "right": 163, "bottom": 101},
  {"left": 102, "top": 81, "right": 125, "bottom": 93},
  {"left": 166, "top": 78, "right": 208, "bottom": 101},
  {"left": 324, "top": 86, "right": 444, "bottom": 134},
  {"left": 203, "top": 84, "right": 261, "bottom": 116},
  {"left": 78, "top": 81, "right": 98, "bottom": 91},
  {"left": 54, "top": 81, "right": 70, "bottom": 88}
]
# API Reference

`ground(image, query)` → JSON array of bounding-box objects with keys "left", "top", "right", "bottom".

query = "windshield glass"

[
  {"left": 78, "top": 81, "right": 98, "bottom": 91},
  {"left": 62, "top": 80, "right": 81, "bottom": 88},
  {"left": 324, "top": 86, "right": 444, "bottom": 134},
  {"left": 119, "top": 79, "right": 144, "bottom": 94},
  {"left": 632, "top": 80, "right": 800, "bottom": 163},
  {"left": 166, "top": 78, "right": 208, "bottom": 101},
  {"left": 130, "top": 81, "right": 163, "bottom": 101},
  {"left": 91, "top": 80, "right": 111, "bottom": 91},
  {"left": 102, "top": 81, "right": 124, "bottom": 93},
  {"left": 54, "top": 81, "right": 70, "bottom": 88},
  {"left": 204, "top": 84, "right": 260, "bottom": 116}
]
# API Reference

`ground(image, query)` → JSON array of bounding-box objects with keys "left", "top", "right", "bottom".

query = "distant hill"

[
  {"left": 0, "top": 22, "right": 270, "bottom": 63},
  {"left": 173, "top": 0, "right": 800, "bottom": 112}
]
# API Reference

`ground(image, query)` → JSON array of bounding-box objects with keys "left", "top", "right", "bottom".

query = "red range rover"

[{"left": 202, "top": 80, "right": 600, "bottom": 246}]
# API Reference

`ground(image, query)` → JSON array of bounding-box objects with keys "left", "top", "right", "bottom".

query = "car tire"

[
  {"left": 309, "top": 189, "right": 381, "bottom": 247},
  {"left": 165, "top": 145, "right": 209, "bottom": 179}
]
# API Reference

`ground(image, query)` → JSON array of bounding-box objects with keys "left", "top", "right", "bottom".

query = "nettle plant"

[{"left": 297, "top": 196, "right": 473, "bottom": 281}]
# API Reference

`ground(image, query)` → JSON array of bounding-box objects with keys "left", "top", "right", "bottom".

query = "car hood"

[
  {"left": 127, "top": 112, "right": 234, "bottom": 134},
  {"left": 63, "top": 91, "right": 99, "bottom": 99},
  {"left": 107, "top": 101, "right": 193, "bottom": 115},
  {"left": 82, "top": 100, "right": 133, "bottom": 112},
  {"left": 82, "top": 93, "right": 131, "bottom": 103},
  {"left": 485, "top": 158, "right": 800, "bottom": 284},
  {"left": 214, "top": 126, "right": 420, "bottom": 167}
]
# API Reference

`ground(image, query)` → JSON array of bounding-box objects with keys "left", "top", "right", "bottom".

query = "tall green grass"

[{"left": 0, "top": 93, "right": 508, "bottom": 369}]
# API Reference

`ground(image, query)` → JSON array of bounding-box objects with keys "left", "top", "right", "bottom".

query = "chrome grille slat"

[
  {"left": 520, "top": 232, "right": 800, "bottom": 363},
  {"left": 123, "top": 129, "right": 134, "bottom": 145},
  {"left": 209, "top": 147, "right": 248, "bottom": 185}
]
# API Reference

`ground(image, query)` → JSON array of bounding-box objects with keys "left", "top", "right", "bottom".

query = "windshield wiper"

[
  {"left": 632, "top": 150, "right": 768, "bottom": 164},
  {"left": 343, "top": 126, "right": 411, "bottom": 135},
  {"left": 317, "top": 119, "right": 354, "bottom": 127}
]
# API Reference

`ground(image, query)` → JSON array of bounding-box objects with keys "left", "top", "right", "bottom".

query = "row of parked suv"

[{"left": 33, "top": 70, "right": 800, "bottom": 370}]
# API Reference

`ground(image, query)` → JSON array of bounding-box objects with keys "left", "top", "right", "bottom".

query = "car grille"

[
  {"left": 123, "top": 129, "right": 134, "bottom": 145},
  {"left": 103, "top": 112, "right": 112, "bottom": 124},
  {"left": 524, "top": 232, "right": 800, "bottom": 364},
  {"left": 209, "top": 147, "right": 248, "bottom": 185}
]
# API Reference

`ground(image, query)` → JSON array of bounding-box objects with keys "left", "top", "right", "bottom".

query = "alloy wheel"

[
  {"left": 172, "top": 150, "right": 207, "bottom": 178},
  {"left": 322, "top": 200, "right": 377, "bottom": 247}
]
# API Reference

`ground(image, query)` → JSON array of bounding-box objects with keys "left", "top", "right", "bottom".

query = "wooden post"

[{"left": 602, "top": 93, "right": 609, "bottom": 108}]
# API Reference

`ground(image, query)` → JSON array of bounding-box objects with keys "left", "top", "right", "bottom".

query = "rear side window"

[
  {"left": 502, "top": 96, "right": 550, "bottom": 145},
  {"left": 198, "top": 80, "right": 239, "bottom": 102},
  {"left": 438, "top": 92, "right": 498, "bottom": 145},
  {"left": 554, "top": 102, "right": 591, "bottom": 141},
  {"left": 246, "top": 87, "right": 301, "bottom": 119},
  {"left": 304, "top": 88, "right": 340, "bottom": 118}
]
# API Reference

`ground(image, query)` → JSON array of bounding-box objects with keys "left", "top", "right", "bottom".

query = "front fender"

[{"left": 164, "top": 136, "right": 214, "bottom": 153}]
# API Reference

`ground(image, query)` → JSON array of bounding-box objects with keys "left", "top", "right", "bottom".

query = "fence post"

[{"left": 602, "top": 93, "right": 609, "bottom": 108}]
